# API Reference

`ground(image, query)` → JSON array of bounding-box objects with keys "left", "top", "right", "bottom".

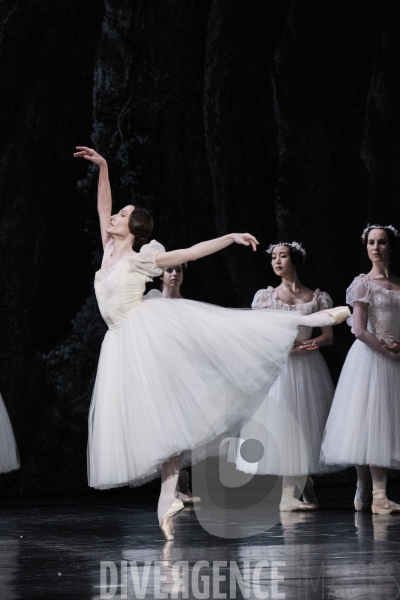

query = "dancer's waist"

[
  {"left": 371, "top": 331, "right": 398, "bottom": 344},
  {"left": 102, "top": 298, "right": 144, "bottom": 333}
]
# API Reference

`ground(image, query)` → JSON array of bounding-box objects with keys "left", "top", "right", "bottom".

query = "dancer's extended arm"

[
  {"left": 353, "top": 302, "right": 400, "bottom": 360},
  {"left": 74, "top": 147, "right": 111, "bottom": 249},
  {"left": 155, "top": 234, "right": 258, "bottom": 268}
]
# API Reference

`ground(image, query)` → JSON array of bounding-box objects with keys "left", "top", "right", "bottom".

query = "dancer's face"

[
  {"left": 161, "top": 265, "right": 184, "bottom": 290},
  {"left": 271, "top": 245, "right": 295, "bottom": 278},
  {"left": 107, "top": 205, "right": 135, "bottom": 237},
  {"left": 367, "top": 229, "right": 390, "bottom": 265}
]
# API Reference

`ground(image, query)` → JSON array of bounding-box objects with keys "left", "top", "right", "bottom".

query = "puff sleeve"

[
  {"left": 346, "top": 275, "right": 372, "bottom": 306},
  {"left": 127, "top": 240, "right": 165, "bottom": 277},
  {"left": 143, "top": 289, "right": 163, "bottom": 300},
  {"left": 251, "top": 287, "right": 275, "bottom": 309},
  {"left": 317, "top": 290, "right": 333, "bottom": 311}
]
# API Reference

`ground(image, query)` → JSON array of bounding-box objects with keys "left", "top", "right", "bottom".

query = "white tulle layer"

[
  {"left": 230, "top": 350, "right": 336, "bottom": 476},
  {"left": 88, "top": 297, "right": 299, "bottom": 489},
  {"left": 321, "top": 340, "right": 400, "bottom": 468},
  {"left": 0, "top": 394, "right": 20, "bottom": 474}
]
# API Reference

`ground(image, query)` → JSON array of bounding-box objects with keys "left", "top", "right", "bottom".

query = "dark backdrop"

[{"left": 1, "top": 0, "right": 400, "bottom": 497}]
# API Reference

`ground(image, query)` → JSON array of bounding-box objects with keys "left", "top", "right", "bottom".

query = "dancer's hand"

[
  {"left": 230, "top": 233, "right": 259, "bottom": 251},
  {"left": 291, "top": 340, "right": 318, "bottom": 354},
  {"left": 74, "top": 146, "right": 106, "bottom": 165},
  {"left": 294, "top": 339, "right": 318, "bottom": 350},
  {"left": 304, "top": 340, "right": 319, "bottom": 351},
  {"left": 380, "top": 338, "right": 400, "bottom": 353}
]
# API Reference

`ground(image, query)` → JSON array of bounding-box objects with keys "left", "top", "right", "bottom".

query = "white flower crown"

[
  {"left": 266, "top": 241, "right": 307, "bottom": 258},
  {"left": 361, "top": 224, "right": 400, "bottom": 243}
]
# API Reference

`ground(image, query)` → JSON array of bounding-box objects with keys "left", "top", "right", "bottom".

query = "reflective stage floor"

[{"left": 1, "top": 486, "right": 400, "bottom": 600}]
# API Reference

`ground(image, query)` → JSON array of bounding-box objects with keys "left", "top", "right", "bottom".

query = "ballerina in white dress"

[
  {"left": 232, "top": 242, "right": 336, "bottom": 511},
  {"left": 321, "top": 225, "right": 400, "bottom": 514},
  {"left": 74, "top": 146, "right": 350, "bottom": 539},
  {"left": 0, "top": 392, "right": 20, "bottom": 474}
]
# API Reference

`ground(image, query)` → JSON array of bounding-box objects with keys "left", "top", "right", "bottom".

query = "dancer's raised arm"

[
  {"left": 74, "top": 147, "right": 111, "bottom": 249},
  {"left": 155, "top": 234, "right": 259, "bottom": 268},
  {"left": 74, "top": 147, "right": 259, "bottom": 260}
]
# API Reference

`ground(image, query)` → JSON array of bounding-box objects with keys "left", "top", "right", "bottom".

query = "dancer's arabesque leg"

[{"left": 298, "top": 306, "right": 350, "bottom": 328}]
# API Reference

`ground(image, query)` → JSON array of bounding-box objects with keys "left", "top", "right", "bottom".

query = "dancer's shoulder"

[
  {"left": 251, "top": 287, "right": 275, "bottom": 309},
  {"left": 128, "top": 240, "right": 166, "bottom": 277},
  {"left": 346, "top": 274, "right": 372, "bottom": 306}
]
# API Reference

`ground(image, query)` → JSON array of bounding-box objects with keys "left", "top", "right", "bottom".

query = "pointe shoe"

[
  {"left": 371, "top": 490, "right": 400, "bottom": 515},
  {"left": 319, "top": 306, "right": 351, "bottom": 326},
  {"left": 279, "top": 497, "right": 318, "bottom": 512},
  {"left": 159, "top": 499, "right": 184, "bottom": 541},
  {"left": 176, "top": 491, "right": 201, "bottom": 504},
  {"left": 354, "top": 485, "right": 372, "bottom": 512},
  {"left": 302, "top": 477, "right": 318, "bottom": 507}
]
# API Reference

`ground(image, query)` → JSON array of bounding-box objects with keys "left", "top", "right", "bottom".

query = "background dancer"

[
  {"left": 233, "top": 242, "right": 336, "bottom": 511},
  {"left": 321, "top": 225, "right": 400, "bottom": 514},
  {"left": 0, "top": 392, "right": 20, "bottom": 475}
]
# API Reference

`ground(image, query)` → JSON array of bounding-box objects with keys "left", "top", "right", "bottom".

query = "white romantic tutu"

[
  {"left": 88, "top": 297, "right": 299, "bottom": 489},
  {"left": 0, "top": 393, "right": 20, "bottom": 474},
  {"left": 232, "top": 350, "right": 336, "bottom": 476},
  {"left": 321, "top": 340, "right": 400, "bottom": 468},
  {"left": 321, "top": 274, "right": 400, "bottom": 469}
]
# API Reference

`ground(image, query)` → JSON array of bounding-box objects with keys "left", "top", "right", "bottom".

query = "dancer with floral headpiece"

[
  {"left": 321, "top": 225, "right": 400, "bottom": 514},
  {"left": 231, "top": 242, "right": 337, "bottom": 511}
]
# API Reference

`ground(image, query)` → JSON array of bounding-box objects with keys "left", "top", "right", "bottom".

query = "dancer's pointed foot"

[
  {"left": 300, "top": 306, "right": 351, "bottom": 328},
  {"left": 320, "top": 306, "right": 351, "bottom": 326},
  {"left": 354, "top": 484, "right": 372, "bottom": 512},
  {"left": 371, "top": 490, "right": 400, "bottom": 515},
  {"left": 159, "top": 499, "right": 184, "bottom": 541},
  {"left": 279, "top": 497, "right": 318, "bottom": 512}
]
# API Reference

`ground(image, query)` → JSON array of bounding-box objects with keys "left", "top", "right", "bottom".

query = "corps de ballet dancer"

[
  {"left": 321, "top": 225, "right": 400, "bottom": 514},
  {"left": 0, "top": 391, "right": 20, "bottom": 475},
  {"left": 231, "top": 242, "right": 336, "bottom": 511},
  {"left": 74, "top": 146, "right": 350, "bottom": 540},
  {"left": 160, "top": 264, "right": 184, "bottom": 300}
]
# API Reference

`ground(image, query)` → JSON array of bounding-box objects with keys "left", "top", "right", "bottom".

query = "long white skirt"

[
  {"left": 231, "top": 350, "right": 335, "bottom": 476},
  {"left": 0, "top": 393, "right": 20, "bottom": 474},
  {"left": 88, "top": 297, "right": 299, "bottom": 489},
  {"left": 321, "top": 340, "right": 400, "bottom": 468}
]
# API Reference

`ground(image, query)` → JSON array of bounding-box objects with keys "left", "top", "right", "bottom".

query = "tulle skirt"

[
  {"left": 321, "top": 340, "right": 400, "bottom": 468},
  {"left": 230, "top": 350, "right": 336, "bottom": 476},
  {"left": 0, "top": 393, "right": 20, "bottom": 474},
  {"left": 88, "top": 297, "right": 299, "bottom": 489}
]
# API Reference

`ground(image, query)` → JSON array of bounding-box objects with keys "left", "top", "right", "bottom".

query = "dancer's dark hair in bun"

[{"left": 129, "top": 206, "right": 154, "bottom": 250}]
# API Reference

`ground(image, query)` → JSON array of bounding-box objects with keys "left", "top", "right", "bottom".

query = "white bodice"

[
  {"left": 94, "top": 239, "right": 164, "bottom": 332},
  {"left": 347, "top": 274, "right": 400, "bottom": 343},
  {"left": 252, "top": 287, "right": 332, "bottom": 342}
]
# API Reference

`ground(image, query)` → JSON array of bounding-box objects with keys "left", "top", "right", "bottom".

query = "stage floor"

[{"left": 1, "top": 488, "right": 400, "bottom": 599}]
